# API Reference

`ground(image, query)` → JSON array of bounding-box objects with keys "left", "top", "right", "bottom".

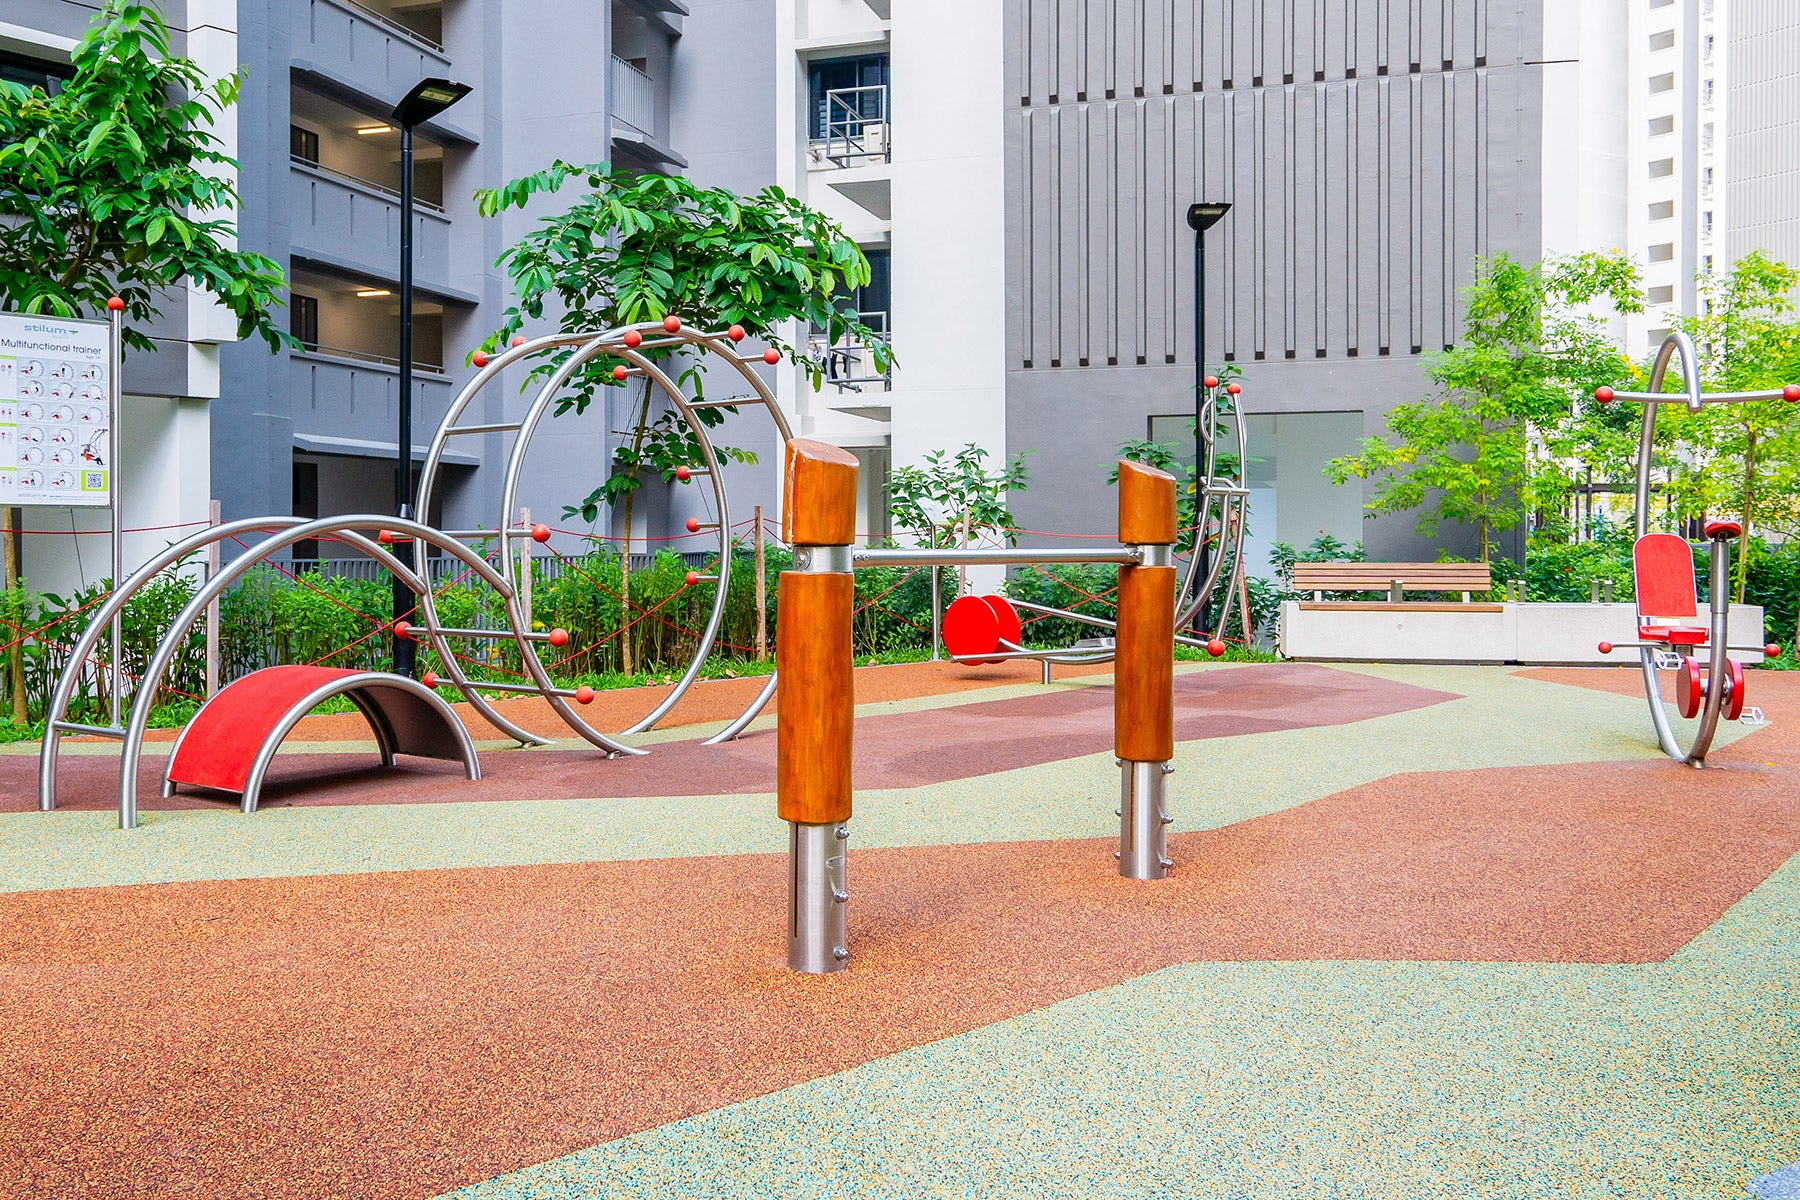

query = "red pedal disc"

[
  {"left": 982, "top": 596, "right": 1022, "bottom": 654},
  {"left": 1677, "top": 657, "right": 1704, "bottom": 720},
  {"left": 1724, "top": 658, "right": 1746, "bottom": 721},
  {"left": 942, "top": 595, "right": 1001, "bottom": 664}
]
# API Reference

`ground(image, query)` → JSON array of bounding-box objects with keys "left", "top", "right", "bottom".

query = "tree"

[
  {"left": 1325, "top": 252, "right": 1644, "bottom": 561},
  {"left": 1662, "top": 252, "right": 1800, "bottom": 601},
  {"left": 888, "top": 445, "right": 1030, "bottom": 596},
  {"left": 0, "top": 2, "right": 292, "bottom": 351},
  {"left": 475, "top": 162, "right": 888, "bottom": 671}
]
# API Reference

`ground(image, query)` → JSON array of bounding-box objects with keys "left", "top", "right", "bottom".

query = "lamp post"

[
  {"left": 1185, "top": 201, "right": 1230, "bottom": 633},
  {"left": 389, "top": 77, "right": 470, "bottom": 675}
]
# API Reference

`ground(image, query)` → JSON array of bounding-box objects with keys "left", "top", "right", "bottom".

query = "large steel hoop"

[
  {"left": 1176, "top": 384, "right": 1250, "bottom": 633},
  {"left": 1629, "top": 332, "right": 1730, "bottom": 765},
  {"left": 37, "top": 516, "right": 308, "bottom": 814},
  {"left": 105, "top": 515, "right": 599, "bottom": 829}
]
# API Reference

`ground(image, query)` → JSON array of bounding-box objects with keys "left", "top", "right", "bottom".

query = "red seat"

[
  {"left": 1704, "top": 519, "right": 1742, "bottom": 540},
  {"left": 1639, "top": 625, "right": 1708, "bottom": 646}
]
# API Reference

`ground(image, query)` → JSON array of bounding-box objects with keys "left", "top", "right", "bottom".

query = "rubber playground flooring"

[{"left": 2, "top": 662, "right": 1797, "bottom": 1198}]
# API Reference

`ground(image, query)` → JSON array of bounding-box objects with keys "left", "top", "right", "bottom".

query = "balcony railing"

[
  {"left": 335, "top": 0, "right": 443, "bottom": 53},
  {"left": 291, "top": 159, "right": 451, "bottom": 288},
  {"left": 810, "top": 310, "right": 891, "bottom": 393},
  {"left": 817, "top": 85, "right": 890, "bottom": 166},
  {"left": 290, "top": 155, "right": 446, "bottom": 215},
  {"left": 610, "top": 55, "right": 656, "bottom": 136},
  {"left": 296, "top": 342, "right": 446, "bottom": 374},
  {"left": 293, "top": 0, "right": 452, "bottom": 111}
]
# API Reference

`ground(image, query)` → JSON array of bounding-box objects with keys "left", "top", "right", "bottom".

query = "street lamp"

[
  {"left": 390, "top": 77, "right": 470, "bottom": 675},
  {"left": 1185, "top": 200, "right": 1230, "bottom": 633}
]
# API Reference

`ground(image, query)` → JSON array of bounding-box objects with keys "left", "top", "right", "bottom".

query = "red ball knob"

[
  {"left": 378, "top": 529, "right": 394, "bottom": 544},
  {"left": 762, "top": 348, "right": 781, "bottom": 365},
  {"left": 575, "top": 685, "right": 595, "bottom": 705},
  {"left": 548, "top": 627, "right": 570, "bottom": 648},
  {"left": 663, "top": 315, "right": 682, "bottom": 333},
  {"left": 685, "top": 517, "right": 701, "bottom": 533},
  {"left": 1784, "top": 385, "right": 1800, "bottom": 402},
  {"left": 684, "top": 570, "right": 700, "bottom": 586},
  {"left": 394, "top": 621, "right": 413, "bottom": 641},
  {"left": 623, "top": 329, "right": 643, "bottom": 348},
  {"left": 421, "top": 671, "right": 440, "bottom": 689},
  {"left": 1595, "top": 386, "right": 1615, "bottom": 404},
  {"left": 511, "top": 334, "right": 527, "bottom": 347},
  {"left": 1597, "top": 641, "right": 1614, "bottom": 654},
  {"left": 675, "top": 465, "right": 691, "bottom": 482},
  {"left": 728, "top": 324, "right": 746, "bottom": 342},
  {"left": 1226, "top": 382, "right": 1242, "bottom": 395},
  {"left": 1766, "top": 643, "right": 1782, "bottom": 657},
  {"left": 472, "top": 352, "right": 488, "bottom": 367},
  {"left": 1206, "top": 639, "right": 1226, "bottom": 657},
  {"left": 106, "top": 296, "right": 125, "bottom": 311},
  {"left": 531, "top": 523, "right": 551, "bottom": 543},
  {"left": 1204, "top": 375, "right": 1220, "bottom": 389},
  {"left": 612, "top": 365, "right": 628, "bottom": 381}
]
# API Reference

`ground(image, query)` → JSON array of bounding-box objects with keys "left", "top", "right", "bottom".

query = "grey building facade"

[
  {"left": 1727, "top": 0, "right": 1800, "bottom": 277},
  {"left": 1002, "top": 0, "right": 1547, "bottom": 565}
]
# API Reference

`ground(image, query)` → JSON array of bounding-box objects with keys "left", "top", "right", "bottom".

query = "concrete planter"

[{"left": 1280, "top": 601, "right": 1767, "bottom": 665}]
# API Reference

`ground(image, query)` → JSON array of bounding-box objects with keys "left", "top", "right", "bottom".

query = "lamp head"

[
  {"left": 1186, "top": 202, "right": 1232, "bottom": 232},
  {"left": 393, "top": 78, "right": 472, "bottom": 128}
]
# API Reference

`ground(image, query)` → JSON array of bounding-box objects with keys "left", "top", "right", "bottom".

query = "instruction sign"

[{"left": 0, "top": 311, "right": 113, "bottom": 507}]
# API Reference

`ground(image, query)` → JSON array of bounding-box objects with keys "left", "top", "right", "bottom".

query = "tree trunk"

[{"left": 1736, "top": 431, "right": 1755, "bottom": 604}]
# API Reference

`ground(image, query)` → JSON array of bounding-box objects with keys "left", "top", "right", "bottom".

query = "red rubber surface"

[
  {"left": 942, "top": 595, "right": 1001, "bottom": 662},
  {"left": 166, "top": 667, "right": 365, "bottom": 794}
]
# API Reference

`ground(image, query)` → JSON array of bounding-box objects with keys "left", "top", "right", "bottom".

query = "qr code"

[{"left": 82, "top": 471, "right": 106, "bottom": 491}]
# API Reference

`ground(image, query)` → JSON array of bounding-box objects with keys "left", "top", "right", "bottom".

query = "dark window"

[
  {"left": 815, "top": 248, "right": 890, "bottom": 335},
  {"left": 808, "top": 54, "right": 888, "bottom": 140},
  {"left": 290, "top": 125, "right": 320, "bottom": 164},
  {"left": 0, "top": 49, "right": 73, "bottom": 96},
  {"left": 292, "top": 460, "right": 319, "bottom": 561},
  {"left": 291, "top": 294, "right": 319, "bottom": 351}
]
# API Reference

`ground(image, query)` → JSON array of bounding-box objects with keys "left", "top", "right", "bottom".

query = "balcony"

[
  {"left": 289, "top": 349, "right": 457, "bottom": 455},
  {"left": 291, "top": 0, "right": 467, "bottom": 135},
  {"left": 608, "top": 55, "right": 685, "bottom": 170},
  {"left": 810, "top": 84, "right": 891, "bottom": 218},
  {"left": 289, "top": 158, "right": 458, "bottom": 296},
  {"left": 810, "top": 310, "right": 892, "bottom": 395}
]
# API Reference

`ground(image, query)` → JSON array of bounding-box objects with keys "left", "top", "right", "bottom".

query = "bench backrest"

[{"left": 1293, "top": 561, "right": 1493, "bottom": 593}]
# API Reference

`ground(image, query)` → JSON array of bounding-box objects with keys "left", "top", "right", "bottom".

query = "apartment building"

[
  {"left": 4, "top": 0, "right": 236, "bottom": 595},
  {"left": 1725, "top": 0, "right": 1800, "bottom": 279}
]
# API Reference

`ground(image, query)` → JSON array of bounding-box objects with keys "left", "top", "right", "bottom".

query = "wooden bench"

[{"left": 1293, "top": 561, "right": 1502, "bottom": 612}]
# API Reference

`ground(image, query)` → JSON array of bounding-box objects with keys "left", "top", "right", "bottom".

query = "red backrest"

[{"left": 1634, "top": 533, "right": 1698, "bottom": 622}]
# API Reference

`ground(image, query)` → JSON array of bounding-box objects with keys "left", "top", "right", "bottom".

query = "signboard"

[{"left": 0, "top": 311, "right": 114, "bottom": 508}]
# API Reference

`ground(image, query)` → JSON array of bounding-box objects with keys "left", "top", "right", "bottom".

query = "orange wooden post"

[
  {"left": 777, "top": 438, "right": 860, "bottom": 971},
  {"left": 1115, "top": 460, "right": 1178, "bottom": 879}
]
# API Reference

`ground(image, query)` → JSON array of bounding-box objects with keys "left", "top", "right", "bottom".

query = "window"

[
  {"left": 1649, "top": 158, "right": 1675, "bottom": 179},
  {"left": 1648, "top": 200, "right": 1675, "bottom": 220},
  {"left": 1648, "top": 285, "right": 1675, "bottom": 304},
  {"left": 291, "top": 294, "right": 319, "bottom": 351},
  {"left": 0, "top": 49, "right": 73, "bottom": 96},
  {"left": 1701, "top": 78, "right": 1714, "bottom": 105},
  {"left": 1703, "top": 34, "right": 1715, "bottom": 61},
  {"left": 1701, "top": 166, "right": 1714, "bottom": 189},
  {"left": 1649, "top": 72, "right": 1675, "bottom": 94},
  {"left": 1701, "top": 210, "right": 1714, "bottom": 237},
  {"left": 807, "top": 54, "right": 889, "bottom": 141},
  {"left": 1702, "top": 254, "right": 1715, "bottom": 274},
  {"left": 290, "top": 125, "right": 320, "bottom": 164},
  {"left": 1649, "top": 243, "right": 1675, "bottom": 263},
  {"left": 292, "top": 460, "right": 319, "bottom": 561},
  {"left": 1648, "top": 327, "right": 1672, "bottom": 347},
  {"left": 1648, "top": 115, "right": 1674, "bottom": 136},
  {"left": 1649, "top": 30, "right": 1675, "bottom": 51},
  {"left": 1702, "top": 123, "right": 1714, "bottom": 150}
]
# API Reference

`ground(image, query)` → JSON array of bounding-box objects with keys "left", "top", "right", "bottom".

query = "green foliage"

[
  {"left": 1327, "top": 252, "right": 1645, "bottom": 560},
  {"left": 474, "top": 162, "right": 888, "bottom": 524},
  {"left": 888, "top": 445, "right": 1032, "bottom": 550},
  {"left": 0, "top": 1, "right": 293, "bottom": 351}
]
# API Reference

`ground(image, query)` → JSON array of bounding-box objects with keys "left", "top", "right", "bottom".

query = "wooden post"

[
  {"left": 777, "top": 438, "right": 859, "bottom": 972},
  {"left": 205, "top": 499, "right": 221, "bottom": 699},
  {"left": 4, "top": 507, "right": 23, "bottom": 725},
  {"left": 754, "top": 503, "right": 767, "bottom": 662},
  {"left": 1115, "top": 460, "right": 1178, "bottom": 880}
]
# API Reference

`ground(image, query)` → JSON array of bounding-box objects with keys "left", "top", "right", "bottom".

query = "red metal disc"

[
  {"left": 942, "top": 595, "right": 1001, "bottom": 663},
  {"left": 1724, "top": 658, "right": 1746, "bottom": 721},
  {"left": 1677, "top": 657, "right": 1704, "bottom": 720},
  {"left": 981, "top": 595, "right": 1022, "bottom": 653}
]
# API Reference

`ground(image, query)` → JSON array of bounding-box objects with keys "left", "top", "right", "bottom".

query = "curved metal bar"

[
  {"left": 235, "top": 673, "right": 481, "bottom": 814},
  {"left": 112, "top": 515, "right": 610, "bottom": 830},
  {"left": 701, "top": 672, "right": 778, "bottom": 745},
  {"left": 38, "top": 516, "right": 305, "bottom": 813}
]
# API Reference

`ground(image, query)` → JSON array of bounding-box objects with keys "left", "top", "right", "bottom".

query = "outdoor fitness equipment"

[
  {"left": 937, "top": 377, "right": 1253, "bottom": 674},
  {"left": 1592, "top": 330, "right": 1791, "bottom": 767},
  {"left": 777, "top": 442, "right": 1182, "bottom": 972}
]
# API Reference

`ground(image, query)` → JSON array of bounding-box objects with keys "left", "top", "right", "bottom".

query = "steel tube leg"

[
  {"left": 789, "top": 821, "right": 850, "bottom": 971},
  {"left": 1118, "top": 760, "right": 1173, "bottom": 879}
]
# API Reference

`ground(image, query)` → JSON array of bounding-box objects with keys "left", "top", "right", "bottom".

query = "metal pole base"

[
  {"left": 1117, "top": 760, "right": 1173, "bottom": 879},
  {"left": 789, "top": 820, "right": 850, "bottom": 972}
]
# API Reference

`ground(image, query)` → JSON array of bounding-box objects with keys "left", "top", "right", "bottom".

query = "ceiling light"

[
  {"left": 356, "top": 289, "right": 392, "bottom": 298},
  {"left": 356, "top": 124, "right": 394, "bottom": 136}
]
